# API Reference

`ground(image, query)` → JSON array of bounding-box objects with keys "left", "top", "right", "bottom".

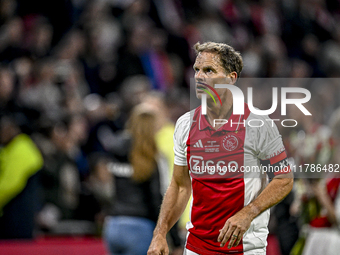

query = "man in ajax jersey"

[{"left": 148, "top": 42, "right": 294, "bottom": 255}]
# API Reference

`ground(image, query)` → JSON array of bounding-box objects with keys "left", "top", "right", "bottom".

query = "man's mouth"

[
  {"left": 195, "top": 82, "right": 223, "bottom": 106},
  {"left": 196, "top": 82, "right": 208, "bottom": 90}
]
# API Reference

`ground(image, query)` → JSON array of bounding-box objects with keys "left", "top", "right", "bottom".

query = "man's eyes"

[{"left": 194, "top": 67, "right": 215, "bottom": 73}]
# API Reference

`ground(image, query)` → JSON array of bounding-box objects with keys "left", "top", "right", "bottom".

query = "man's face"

[{"left": 193, "top": 51, "right": 234, "bottom": 101}]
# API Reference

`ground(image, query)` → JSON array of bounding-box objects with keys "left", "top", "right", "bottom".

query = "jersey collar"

[{"left": 198, "top": 103, "right": 250, "bottom": 132}]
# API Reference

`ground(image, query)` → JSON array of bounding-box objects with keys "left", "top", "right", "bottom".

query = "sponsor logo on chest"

[{"left": 188, "top": 132, "right": 244, "bottom": 178}]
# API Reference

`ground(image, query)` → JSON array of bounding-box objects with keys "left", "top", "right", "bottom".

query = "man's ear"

[{"left": 228, "top": 72, "right": 238, "bottom": 84}]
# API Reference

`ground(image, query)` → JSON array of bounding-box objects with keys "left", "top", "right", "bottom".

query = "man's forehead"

[{"left": 195, "top": 51, "right": 221, "bottom": 66}]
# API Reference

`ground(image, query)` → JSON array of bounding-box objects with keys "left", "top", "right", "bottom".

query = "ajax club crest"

[{"left": 222, "top": 134, "right": 239, "bottom": 151}]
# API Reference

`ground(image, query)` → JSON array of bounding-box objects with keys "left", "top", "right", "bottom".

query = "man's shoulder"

[
  {"left": 246, "top": 111, "right": 271, "bottom": 121},
  {"left": 246, "top": 111, "right": 277, "bottom": 128},
  {"left": 175, "top": 108, "right": 196, "bottom": 127}
]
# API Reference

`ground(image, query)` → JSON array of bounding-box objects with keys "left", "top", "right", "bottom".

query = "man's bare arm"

[
  {"left": 148, "top": 164, "right": 191, "bottom": 255},
  {"left": 218, "top": 172, "right": 294, "bottom": 248}
]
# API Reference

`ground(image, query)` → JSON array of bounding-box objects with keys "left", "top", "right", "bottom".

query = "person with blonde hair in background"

[{"left": 102, "top": 105, "right": 169, "bottom": 255}]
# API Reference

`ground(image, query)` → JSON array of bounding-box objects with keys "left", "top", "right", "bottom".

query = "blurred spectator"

[
  {"left": 119, "top": 75, "right": 152, "bottom": 121},
  {"left": 0, "top": 114, "right": 43, "bottom": 239},
  {"left": 319, "top": 26, "right": 340, "bottom": 76},
  {"left": 293, "top": 108, "right": 340, "bottom": 255},
  {"left": 76, "top": 153, "right": 114, "bottom": 232},
  {"left": 0, "top": 16, "right": 28, "bottom": 63},
  {"left": 84, "top": 93, "right": 123, "bottom": 154},
  {"left": 0, "top": 65, "right": 40, "bottom": 134},
  {"left": 0, "top": 0, "right": 17, "bottom": 26},
  {"left": 146, "top": 28, "right": 176, "bottom": 91},
  {"left": 12, "top": 56, "right": 35, "bottom": 89},
  {"left": 141, "top": 91, "right": 174, "bottom": 177},
  {"left": 102, "top": 105, "right": 169, "bottom": 255},
  {"left": 114, "top": 17, "right": 154, "bottom": 90},
  {"left": 0, "top": 65, "right": 16, "bottom": 113},
  {"left": 286, "top": 103, "right": 338, "bottom": 255},
  {"left": 19, "top": 58, "right": 64, "bottom": 121},
  {"left": 26, "top": 16, "right": 53, "bottom": 59},
  {"left": 141, "top": 92, "right": 185, "bottom": 252},
  {"left": 37, "top": 114, "right": 88, "bottom": 232},
  {"left": 16, "top": 0, "right": 73, "bottom": 46},
  {"left": 298, "top": 176, "right": 340, "bottom": 255},
  {"left": 80, "top": 1, "right": 122, "bottom": 95},
  {"left": 300, "top": 34, "right": 323, "bottom": 77}
]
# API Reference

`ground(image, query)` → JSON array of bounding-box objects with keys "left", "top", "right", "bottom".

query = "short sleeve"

[
  {"left": 256, "top": 117, "right": 285, "bottom": 161},
  {"left": 173, "top": 112, "right": 191, "bottom": 166},
  {"left": 252, "top": 115, "right": 291, "bottom": 177}
]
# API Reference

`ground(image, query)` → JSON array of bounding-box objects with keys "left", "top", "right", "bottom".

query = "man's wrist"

[
  {"left": 244, "top": 203, "right": 261, "bottom": 220},
  {"left": 153, "top": 226, "right": 168, "bottom": 238}
]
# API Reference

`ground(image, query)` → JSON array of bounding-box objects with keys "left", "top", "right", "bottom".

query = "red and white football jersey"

[{"left": 174, "top": 103, "right": 290, "bottom": 255}]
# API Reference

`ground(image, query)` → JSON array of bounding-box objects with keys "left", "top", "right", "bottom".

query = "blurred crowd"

[{"left": 1, "top": 0, "right": 340, "bottom": 254}]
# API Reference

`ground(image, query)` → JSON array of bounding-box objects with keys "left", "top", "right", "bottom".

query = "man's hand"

[
  {"left": 217, "top": 172, "right": 294, "bottom": 249},
  {"left": 147, "top": 234, "right": 169, "bottom": 255},
  {"left": 217, "top": 207, "right": 254, "bottom": 249},
  {"left": 148, "top": 164, "right": 191, "bottom": 255}
]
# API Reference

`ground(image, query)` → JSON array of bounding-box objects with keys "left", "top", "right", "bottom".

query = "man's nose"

[
  {"left": 195, "top": 70, "right": 205, "bottom": 81},
  {"left": 195, "top": 78, "right": 203, "bottom": 83}
]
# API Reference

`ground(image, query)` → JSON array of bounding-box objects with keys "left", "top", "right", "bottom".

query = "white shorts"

[{"left": 184, "top": 248, "right": 266, "bottom": 255}]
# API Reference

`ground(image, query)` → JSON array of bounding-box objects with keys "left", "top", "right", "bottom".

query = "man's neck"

[{"left": 205, "top": 102, "right": 233, "bottom": 130}]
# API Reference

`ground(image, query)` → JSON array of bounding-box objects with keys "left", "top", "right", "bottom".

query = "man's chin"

[{"left": 196, "top": 90, "right": 205, "bottom": 99}]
